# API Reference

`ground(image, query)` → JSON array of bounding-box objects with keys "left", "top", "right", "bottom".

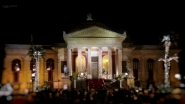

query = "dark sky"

[
  {"left": 1, "top": 1, "right": 185, "bottom": 82},
  {"left": 2, "top": 1, "right": 185, "bottom": 45}
]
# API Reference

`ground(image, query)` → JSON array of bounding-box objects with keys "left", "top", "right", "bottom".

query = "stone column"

[
  {"left": 118, "top": 47, "right": 122, "bottom": 76},
  {"left": 153, "top": 58, "right": 157, "bottom": 84},
  {"left": 108, "top": 47, "right": 112, "bottom": 79},
  {"left": 87, "top": 47, "right": 91, "bottom": 78},
  {"left": 98, "top": 47, "right": 102, "bottom": 78},
  {"left": 53, "top": 52, "right": 58, "bottom": 80},
  {"left": 78, "top": 47, "right": 82, "bottom": 73},
  {"left": 40, "top": 58, "right": 44, "bottom": 86},
  {"left": 141, "top": 55, "right": 146, "bottom": 88},
  {"left": 67, "top": 46, "right": 72, "bottom": 76},
  {"left": 115, "top": 48, "right": 118, "bottom": 77}
]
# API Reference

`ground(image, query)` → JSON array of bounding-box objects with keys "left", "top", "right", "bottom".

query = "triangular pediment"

[{"left": 63, "top": 26, "right": 126, "bottom": 38}]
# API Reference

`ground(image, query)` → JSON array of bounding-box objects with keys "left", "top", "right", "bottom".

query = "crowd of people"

[{"left": 1, "top": 84, "right": 185, "bottom": 104}]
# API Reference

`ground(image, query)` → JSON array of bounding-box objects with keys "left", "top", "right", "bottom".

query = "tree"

[
  {"left": 27, "top": 45, "right": 45, "bottom": 92},
  {"left": 28, "top": 45, "right": 46, "bottom": 60}
]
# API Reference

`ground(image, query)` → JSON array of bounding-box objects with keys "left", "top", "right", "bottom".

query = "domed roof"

[{"left": 68, "top": 13, "right": 110, "bottom": 33}]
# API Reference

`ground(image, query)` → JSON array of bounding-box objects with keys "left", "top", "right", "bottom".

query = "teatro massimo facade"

[{"left": 1, "top": 21, "right": 181, "bottom": 94}]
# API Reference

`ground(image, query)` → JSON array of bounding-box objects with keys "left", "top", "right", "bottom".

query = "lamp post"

[{"left": 158, "top": 35, "right": 179, "bottom": 88}]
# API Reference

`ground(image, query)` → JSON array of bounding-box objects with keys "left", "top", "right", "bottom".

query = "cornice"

[{"left": 64, "top": 26, "right": 126, "bottom": 38}]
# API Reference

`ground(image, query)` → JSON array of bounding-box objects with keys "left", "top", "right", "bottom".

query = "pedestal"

[
  {"left": 127, "top": 77, "right": 135, "bottom": 88},
  {"left": 61, "top": 76, "right": 71, "bottom": 90}
]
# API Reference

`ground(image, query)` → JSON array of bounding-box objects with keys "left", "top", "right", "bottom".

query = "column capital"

[
  {"left": 67, "top": 46, "right": 72, "bottom": 49},
  {"left": 107, "top": 46, "right": 112, "bottom": 50},
  {"left": 98, "top": 47, "right": 102, "bottom": 50},
  {"left": 77, "top": 47, "right": 82, "bottom": 50},
  {"left": 87, "top": 47, "right": 91, "bottom": 50},
  {"left": 117, "top": 46, "right": 122, "bottom": 50}
]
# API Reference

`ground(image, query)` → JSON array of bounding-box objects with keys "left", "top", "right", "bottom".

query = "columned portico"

[{"left": 63, "top": 26, "right": 126, "bottom": 79}]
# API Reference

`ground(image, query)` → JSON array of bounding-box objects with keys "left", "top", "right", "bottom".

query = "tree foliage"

[{"left": 27, "top": 45, "right": 46, "bottom": 60}]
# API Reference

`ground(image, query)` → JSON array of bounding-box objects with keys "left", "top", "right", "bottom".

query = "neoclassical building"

[{"left": 2, "top": 20, "right": 181, "bottom": 94}]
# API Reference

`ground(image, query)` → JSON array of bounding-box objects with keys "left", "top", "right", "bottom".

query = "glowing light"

[
  {"left": 33, "top": 65, "right": 36, "bottom": 71},
  {"left": 106, "top": 59, "right": 108, "bottom": 62},
  {"left": 47, "top": 67, "right": 51, "bottom": 70},
  {"left": 6, "top": 96, "right": 12, "bottom": 101},
  {"left": 15, "top": 64, "right": 20, "bottom": 71},
  {"left": 125, "top": 73, "right": 128, "bottom": 75},
  {"left": 175, "top": 74, "right": 181, "bottom": 80},
  {"left": 180, "top": 83, "right": 185, "bottom": 87},
  {"left": 16, "top": 67, "right": 20, "bottom": 71},
  {"left": 32, "top": 73, "right": 35, "bottom": 77}
]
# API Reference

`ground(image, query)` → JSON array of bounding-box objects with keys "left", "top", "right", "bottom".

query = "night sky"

[
  {"left": 1, "top": 1, "right": 185, "bottom": 82},
  {"left": 2, "top": 1, "right": 185, "bottom": 45}
]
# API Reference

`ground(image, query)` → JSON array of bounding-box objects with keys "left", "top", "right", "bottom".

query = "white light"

[
  {"left": 32, "top": 73, "right": 35, "bottom": 77},
  {"left": 175, "top": 74, "right": 181, "bottom": 80},
  {"left": 125, "top": 73, "right": 128, "bottom": 75},
  {"left": 47, "top": 67, "right": 50, "bottom": 70},
  {"left": 33, "top": 65, "right": 36, "bottom": 71},
  {"left": 16, "top": 67, "right": 20, "bottom": 71},
  {"left": 6, "top": 95, "right": 12, "bottom": 101},
  {"left": 180, "top": 83, "right": 185, "bottom": 87}
]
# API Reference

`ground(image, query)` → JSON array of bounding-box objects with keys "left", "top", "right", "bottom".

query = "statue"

[
  {"left": 63, "top": 31, "right": 67, "bottom": 37},
  {"left": 126, "top": 67, "right": 130, "bottom": 76},
  {"left": 63, "top": 65, "right": 68, "bottom": 76},
  {"left": 86, "top": 13, "right": 93, "bottom": 21},
  {"left": 123, "top": 31, "right": 127, "bottom": 37}
]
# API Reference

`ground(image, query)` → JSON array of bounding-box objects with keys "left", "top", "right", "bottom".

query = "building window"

[
  {"left": 147, "top": 58, "right": 154, "bottom": 81},
  {"left": 12, "top": 59, "right": 21, "bottom": 83},
  {"left": 30, "top": 58, "right": 36, "bottom": 82},
  {"left": 133, "top": 58, "right": 139, "bottom": 81},
  {"left": 46, "top": 58, "right": 54, "bottom": 81}
]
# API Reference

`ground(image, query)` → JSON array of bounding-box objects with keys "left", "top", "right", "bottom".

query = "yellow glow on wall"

[
  {"left": 103, "top": 55, "right": 108, "bottom": 71},
  {"left": 75, "top": 56, "right": 86, "bottom": 71}
]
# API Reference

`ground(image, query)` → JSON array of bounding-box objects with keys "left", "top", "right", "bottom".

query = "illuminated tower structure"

[{"left": 158, "top": 35, "right": 179, "bottom": 88}]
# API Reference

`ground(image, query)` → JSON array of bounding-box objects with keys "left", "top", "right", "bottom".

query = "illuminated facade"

[{"left": 2, "top": 25, "right": 181, "bottom": 94}]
